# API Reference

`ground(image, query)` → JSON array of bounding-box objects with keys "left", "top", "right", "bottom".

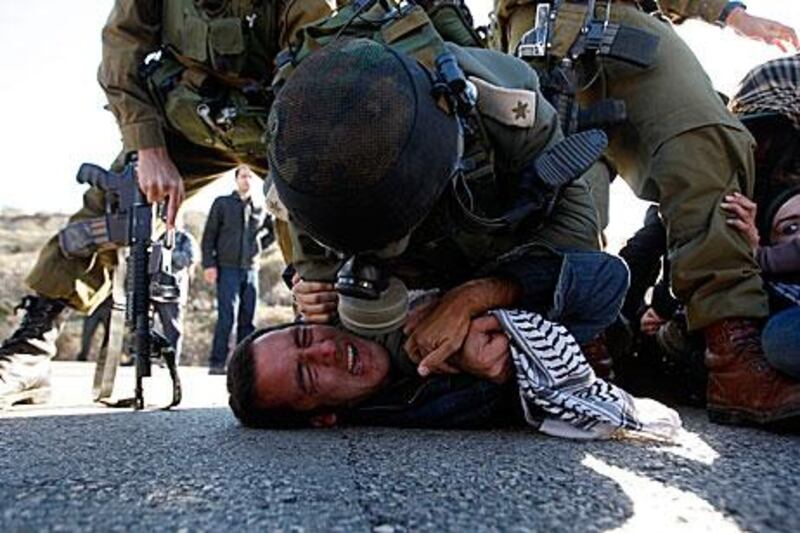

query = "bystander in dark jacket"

[{"left": 202, "top": 167, "right": 274, "bottom": 374}]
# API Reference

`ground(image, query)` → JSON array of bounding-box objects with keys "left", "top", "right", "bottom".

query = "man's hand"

[
  {"left": 726, "top": 8, "right": 800, "bottom": 52},
  {"left": 292, "top": 272, "right": 338, "bottom": 323},
  {"left": 404, "top": 290, "right": 470, "bottom": 376},
  {"left": 452, "top": 315, "right": 513, "bottom": 384},
  {"left": 404, "top": 278, "right": 521, "bottom": 377},
  {"left": 640, "top": 307, "right": 666, "bottom": 336},
  {"left": 137, "top": 146, "right": 186, "bottom": 227},
  {"left": 721, "top": 192, "right": 760, "bottom": 252},
  {"left": 204, "top": 267, "right": 218, "bottom": 284}
]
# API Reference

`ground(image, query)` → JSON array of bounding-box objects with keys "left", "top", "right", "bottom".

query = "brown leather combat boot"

[
  {"left": 581, "top": 334, "right": 613, "bottom": 381},
  {"left": 704, "top": 318, "right": 800, "bottom": 426}
]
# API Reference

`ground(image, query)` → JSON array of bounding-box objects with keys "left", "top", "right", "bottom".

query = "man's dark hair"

[
  {"left": 226, "top": 322, "right": 324, "bottom": 429},
  {"left": 234, "top": 165, "right": 251, "bottom": 179}
]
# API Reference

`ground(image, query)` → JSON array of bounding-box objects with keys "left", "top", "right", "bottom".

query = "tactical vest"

[
  {"left": 161, "top": 0, "right": 279, "bottom": 81},
  {"left": 144, "top": 0, "right": 281, "bottom": 156}
]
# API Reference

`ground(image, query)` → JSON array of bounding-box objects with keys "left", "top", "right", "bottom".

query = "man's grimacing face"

[{"left": 252, "top": 324, "right": 392, "bottom": 415}]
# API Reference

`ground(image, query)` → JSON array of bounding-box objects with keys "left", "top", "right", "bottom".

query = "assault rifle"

[{"left": 58, "top": 159, "right": 182, "bottom": 410}]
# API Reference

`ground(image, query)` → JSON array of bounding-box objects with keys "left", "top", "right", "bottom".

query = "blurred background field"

[{"left": 0, "top": 208, "right": 293, "bottom": 366}]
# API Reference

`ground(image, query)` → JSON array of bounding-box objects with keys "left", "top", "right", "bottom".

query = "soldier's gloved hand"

[
  {"left": 292, "top": 272, "right": 338, "bottom": 323},
  {"left": 451, "top": 315, "right": 512, "bottom": 385},
  {"left": 137, "top": 147, "right": 186, "bottom": 228},
  {"left": 726, "top": 8, "right": 800, "bottom": 52}
]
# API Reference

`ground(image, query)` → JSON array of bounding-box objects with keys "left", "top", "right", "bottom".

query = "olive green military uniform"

[
  {"left": 25, "top": 0, "right": 332, "bottom": 313},
  {"left": 493, "top": 0, "right": 769, "bottom": 330},
  {"left": 286, "top": 27, "right": 602, "bottom": 285}
]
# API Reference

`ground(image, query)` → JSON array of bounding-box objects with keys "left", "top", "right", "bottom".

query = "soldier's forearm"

[
  {"left": 657, "top": 0, "right": 729, "bottom": 25},
  {"left": 446, "top": 278, "right": 523, "bottom": 318},
  {"left": 99, "top": 0, "right": 164, "bottom": 151}
]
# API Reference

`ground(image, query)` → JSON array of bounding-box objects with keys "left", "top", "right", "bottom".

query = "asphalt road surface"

[{"left": 1, "top": 362, "right": 798, "bottom": 532}]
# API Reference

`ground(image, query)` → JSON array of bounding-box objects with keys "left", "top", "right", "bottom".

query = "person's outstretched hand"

[
  {"left": 721, "top": 192, "right": 760, "bottom": 253},
  {"left": 726, "top": 8, "right": 799, "bottom": 52},
  {"left": 137, "top": 147, "right": 185, "bottom": 228}
]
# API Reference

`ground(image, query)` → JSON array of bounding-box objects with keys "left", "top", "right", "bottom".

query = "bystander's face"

[
  {"left": 252, "top": 324, "right": 391, "bottom": 413},
  {"left": 771, "top": 193, "right": 800, "bottom": 245},
  {"left": 235, "top": 168, "right": 252, "bottom": 196}
]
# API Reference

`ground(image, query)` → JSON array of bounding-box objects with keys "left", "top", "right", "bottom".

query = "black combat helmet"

[{"left": 267, "top": 38, "right": 462, "bottom": 253}]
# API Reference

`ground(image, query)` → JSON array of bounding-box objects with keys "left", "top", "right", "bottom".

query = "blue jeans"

[
  {"left": 493, "top": 249, "right": 629, "bottom": 344},
  {"left": 210, "top": 267, "right": 258, "bottom": 367},
  {"left": 549, "top": 251, "right": 629, "bottom": 343},
  {"left": 763, "top": 306, "right": 800, "bottom": 380}
]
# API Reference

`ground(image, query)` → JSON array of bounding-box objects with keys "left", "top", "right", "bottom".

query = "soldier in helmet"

[
  {"left": 0, "top": 0, "right": 334, "bottom": 408},
  {"left": 268, "top": 3, "right": 624, "bottom": 380},
  {"left": 491, "top": 0, "right": 800, "bottom": 427}
]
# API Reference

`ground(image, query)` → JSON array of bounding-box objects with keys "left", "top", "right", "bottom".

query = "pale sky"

[{"left": 0, "top": 0, "right": 797, "bottom": 234}]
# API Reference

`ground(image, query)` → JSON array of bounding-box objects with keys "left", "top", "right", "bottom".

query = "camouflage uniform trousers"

[{"left": 496, "top": 1, "right": 768, "bottom": 330}]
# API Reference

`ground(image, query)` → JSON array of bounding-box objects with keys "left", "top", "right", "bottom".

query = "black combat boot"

[{"left": 0, "top": 295, "right": 68, "bottom": 409}]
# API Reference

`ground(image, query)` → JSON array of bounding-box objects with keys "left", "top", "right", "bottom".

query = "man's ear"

[{"left": 309, "top": 412, "right": 337, "bottom": 428}]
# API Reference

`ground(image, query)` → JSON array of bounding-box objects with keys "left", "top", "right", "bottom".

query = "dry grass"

[{"left": 0, "top": 209, "right": 292, "bottom": 366}]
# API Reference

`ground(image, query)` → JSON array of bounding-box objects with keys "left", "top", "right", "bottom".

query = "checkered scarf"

[
  {"left": 730, "top": 54, "right": 800, "bottom": 130},
  {"left": 494, "top": 309, "right": 682, "bottom": 441}
]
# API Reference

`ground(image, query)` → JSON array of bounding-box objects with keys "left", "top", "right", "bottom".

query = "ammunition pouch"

[
  {"left": 145, "top": 54, "right": 270, "bottom": 155},
  {"left": 58, "top": 217, "right": 119, "bottom": 258},
  {"left": 161, "top": 0, "right": 278, "bottom": 80}
]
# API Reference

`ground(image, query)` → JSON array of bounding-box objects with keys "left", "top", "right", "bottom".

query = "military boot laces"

[
  {"left": 705, "top": 318, "right": 800, "bottom": 427},
  {"left": 0, "top": 295, "right": 67, "bottom": 359}
]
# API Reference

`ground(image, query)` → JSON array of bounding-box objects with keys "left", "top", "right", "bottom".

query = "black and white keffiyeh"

[
  {"left": 493, "top": 309, "right": 682, "bottom": 441},
  {"left": 730, "top": 54, "right": 800, "bottom": 130}
]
